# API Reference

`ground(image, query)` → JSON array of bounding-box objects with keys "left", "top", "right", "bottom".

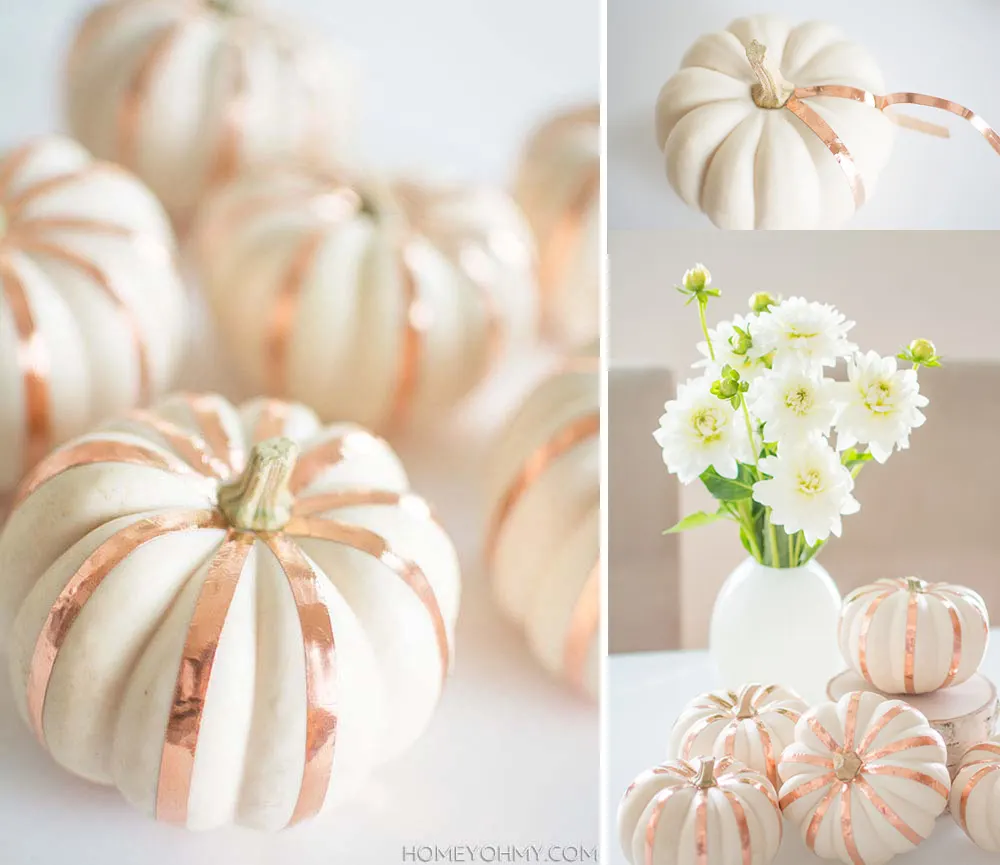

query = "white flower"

[
  {"left": 695, "top": 314, "right": 767, "bottom": 382},
  {"left": 749, "top": 368, "right": 840, "bottom": 444},
  {"left": 835, "top": 350, "right": 929, "bottom": 463},
  {"left": 653, "top": 377, "right": 753, "bottom": 484},
  {"left": 751, "top": 297, "right": 856, "bottom": 370},
  {"left": 752, "top": 439, "right": 861, "bottom": 546}
]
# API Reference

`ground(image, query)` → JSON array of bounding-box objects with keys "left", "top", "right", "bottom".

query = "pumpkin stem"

[
  {"left": 736, "top": 686, "right": 757, "bottom": 719},
  {"left": 218, "top": 437, "right": 298, "bottom": 532},
  {"left": 905, "top": 576, "right": 926, "bottom": 593},
  {"left": 746, "top": 40, "right": 793, "bottom": 109},
  {"left": 694, "top": 757, "right": 717, "bottom": 788}
]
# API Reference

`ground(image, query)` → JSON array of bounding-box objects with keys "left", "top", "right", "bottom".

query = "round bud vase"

[{"left": 709, "top": 557, "right": 842, "bottom": 704}]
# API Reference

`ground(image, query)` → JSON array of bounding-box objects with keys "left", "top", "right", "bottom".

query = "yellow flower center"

[
  {"left": 784, "top": 386, "right": 813, "bottom": 416},
  {"left": 797, "top": 468, "right": 824, "bottom": 495},
  {"left": 863, "top": 380, "right": 893, "bottom": 412},
  {"left": 691, "top": 408, "right": 723, "bottom": 443}
]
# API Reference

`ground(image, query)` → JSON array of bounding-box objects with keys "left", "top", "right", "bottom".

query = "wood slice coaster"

[{"left": 828, "top": 669, "right": 999, "bottom": 778}]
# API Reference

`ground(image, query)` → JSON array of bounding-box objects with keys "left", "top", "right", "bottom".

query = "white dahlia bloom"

[
  {"left": 749, "top": 368, "right": 840, "bottom": 444},
  {"left": 752, "top": 439, "right": 861, "bottom": 546},
  {"left": 836, "top": 350, "right": 929, "bottom": 463},
  {"left": 653, "top": 377, "right": 753, "bottom": 484},
  {"left": 751, "top": 297, "right": 856, "bottom": 371},
  {"left": 695, "top": 314, "right": 766, "bottom": 382}
]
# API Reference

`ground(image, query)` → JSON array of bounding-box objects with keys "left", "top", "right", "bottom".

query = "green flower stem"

[
  {"left": 698, "top": 300, "right": 716, "bottom": 362},
  {"left": 740, "top": 401, "right": 759, "bottom": 471},
  {"left": 737, "top": 500, "right": 763, "bottom": 561},
  {"left": 767, "top": 516, "right": 780, "bottom": 567}
]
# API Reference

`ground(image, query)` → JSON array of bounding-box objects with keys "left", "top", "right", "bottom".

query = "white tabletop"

[
  {"left": 607, "top": 635, "right": 1000, "bottom": 865},
  {"left": 608, "top": 0, "right": 1000, "bottom": 230}
]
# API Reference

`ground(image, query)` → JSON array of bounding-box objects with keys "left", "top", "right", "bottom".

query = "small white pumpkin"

[
  {"left": 65, "top": 0, "right": 355, "bottom": 224},
  {"left": 618, "top": 756, "right": 782, "bottom": 865},
  {"left": 192, "top": 165, "right": 537, "bottom": 431},
  {"left": 655, "top": 15, "right": 894, "bottom": 229},
  {"left": 0, "top": 135, "right": 185, "bottom": 495},
  {"left": 485, "top": 358, "right": 598, "bottom": 697},
  {"left": 950, "top": 738, "right": 1000, "bottom": 851},
  {"left": 667, "top": 683, "right": 807, "bottom": 789},
  {"left": 779, "top": 691, "right": 950, "bottom": 865},
  {"left": 838, "top": 577, "right": 989, "bottom": 695},
  {"left": 514, "top": 104, "right": 599, "bottom": 347},
  {"left": 0, "top": 393, "right": 460, "bottom": 831}
]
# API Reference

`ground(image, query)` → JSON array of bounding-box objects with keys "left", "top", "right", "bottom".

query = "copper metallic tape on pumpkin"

[
  {"left": 784, "top": 85, "right": 1000, "bottom": 209},
  {"left": 643, "top": 786, "right": 684, "bottom": 865},
  {"left": 178, "top": 393, "right": 243, "bottom": 474},
  {"left": 289, "top": 430, "right": 388, "bottom": 494},
  {"left": 960, "top": 764, "right": 1000, "bottom": 832},
  {"left": 562, "top": 561, "right": 599, "bottom": 692},
  {"left": 125, "top": 410, "right": 231, "bottom": 480}
]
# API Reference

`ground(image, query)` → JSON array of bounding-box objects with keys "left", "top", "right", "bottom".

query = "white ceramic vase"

[{"left": 709, "top": 557, "right": 842, "bottom": 704}]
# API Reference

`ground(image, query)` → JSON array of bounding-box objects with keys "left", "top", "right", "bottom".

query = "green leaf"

[
  {"left": 841, "top": 447, "right": 873, "bottom": 471},
  {"left": 700, "top": 464, "right": 756, "bottom": 501},
  {"left": 663, "top": 510, "right": 728, "bottom": 534}
]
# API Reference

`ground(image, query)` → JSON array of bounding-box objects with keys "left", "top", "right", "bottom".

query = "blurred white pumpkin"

[
  {"left": 65, "top": 0, "right": 355, "bottom": 224},
  {"left": 779, "top": 691, "right": 950, "bottom": 865},
  {"left": 485, "top": 358, "right": 598, "bottom": 697},
  {"left": 655, "top": 15, "right": 894, "bottom": 229},
  {"left": 192, "top": 165, "right": 537, "bottom": 431},
  {"left": 514, "top": 104, "right": 599, "bottom": 346},
  {"left": 950, "top": 738, "right": 1000, "bottom": 851},
  {"left": 0, "top": 135, "right": 185, "bottom": 495},
  {"left": 838, "top": 577, "right": 989, "bottom": 694},
  {"left": 618, "top": 756, "right": 782, "bottom": 865},
  {"left": 0, "top": 393, "right": 460, "bottom": 830}
]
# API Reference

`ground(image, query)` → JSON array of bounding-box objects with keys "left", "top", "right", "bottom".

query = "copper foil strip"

[
  {"left": 156, "top": 530, "right": 253, "bottom": 825},
  {"left": 959, "top": 764, "right": 1000, "bottom": 831},
  {"left": 26, "top": 509, "right": 225, "bottom": 744},
  {"left": 784, "top": 95, "right": 865, "bottom": 208},
  {"left": 562, "top": 561, "right": 599, "bottom": 692},
  {"left": 126, "top": 410, "right": 230, "bottom": 479},
  {"left": 289, "top": 431, "right": 386, "bottom": 494},
  {"left": 388, "top": 240, "right": 425, "bottom": 426},
  {"left": 643, "top": 785, "right": 685, "bottom": 865},
  {"left": 178, "top": 392, "right": 242, "bottom": 474},
  {"left": 539, "top": 166, "right": 599, "bottom": 315},
  {"left": 264, "top": 534, "right": 339, "bottom": 827},
  {"left": 855, "top": 777, "right": 924, "bottom": 845}
]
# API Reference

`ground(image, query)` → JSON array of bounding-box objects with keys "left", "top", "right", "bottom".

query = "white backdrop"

[
  {"left": 609, "top": 0, "right": 1000, "bottom": 229},
  {"left": 0, "top": 1, "right": 600, "bottom": 863}
]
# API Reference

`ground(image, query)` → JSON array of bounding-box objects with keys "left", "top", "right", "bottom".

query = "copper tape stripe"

[
  {"left": 784, "top": 753, "right": 834, "bottom": 770},
  {"left": 841, "top": 787, "right": 864, "bottom": 865},
  {"left": 722, "top": 720, "right": 738, "bottom": 763},
  {"left": 26, "top": 509, "right": 225, "bottom": 744},
  {"left": 264, "top": 228, "right": 328, "bottom": 396},
  {"left": 125, "top": 410, "right": 230, "bottom": 479},
  {"left": 264, "top": 534, "right": 340, "bottom": 827},
  {"left": 864, "top": 735, "right": 942, "bottom": 763},
  {"left": 863, "top": 765, "right": 949, "bottom": 799},
  {"left": 855, "top": 777, "right": 924, "bottom": 845},
  {"left": 486, "top": 411, "right": 600, "bottom": 564},
  {"left": 388, "top": 240, "right": 425, "bottom": 427},
  {"left": 15, "top": 438, "right": 208, "bottom": 507},
  {"left": 207, "top": 36, "right": 251, "bottom": 189},
  {"left": 732, "top": 777, "right": 781, "bottom": 819},
  {"left": 936, "top": 593, "right": 963, "bottom": 689},
  {"left": 857, "top": 704, "right": 906, "bottom": 755},
  {"left": 719, "top": 790, "right": 752, "bottom": 865},
  {"left": 960, "top": 764, "right": 1000, "bottom": 832},
  {"left": 252, "top": 399, "right": 293, "bottom": 444},
  {"left": 4, "top": 171, "right": 102, "bottom": 218},
  {"left": 843, "top": 691, "right": 862, "bottom": 751},
  {"left": 285, "top": 516, "right": 450, "bottom": 679},
  {"left": 14, "top": 217, "right": 134, "bottom": 238},
  {"left": 643, "top": 785, "right": 685, "bottom": 865},
  {"left": 785, "top": 85, "right": 1000, "bottom": 208},
  {"left": 680, "top": 714, "right": 729, "bottom": 759},
  {"left": 770, "top": 707, "right": 801, "bottom": 723},
  {"left": 966, "top": 742, "right": 1000, "bottom": 759},
  {"left": 0, "top": 140, "right": 41, "bottom": 197},
  {"left": 691, "top": 788, "right": 709, "bottom": 865},
  {"left": 65, "top": 0, "right": 147, "bottom": 83},
  {"left": 805, "top": 784, "right": 839, "bottom": 852},
  {"left": 155, "top": 530, "right": 254, "bottom": 824},
  {"left": 857, "top": 591, "right": 892, "bottom": 685},
  {"left": 293, "top": 490, "right": 435, "bottom": 524},
  {"left": 538, "top": 166, "right": 599, "bottom": 314},
  {"left": 904, "top": 589, "right": 919, "bottom": 692},
  {"left": 806, "top": 716, "right": 841, "bottom": 752},
  {"left": 779, "top": 772, "right": 835, "bottom": 810},
  {"left": 0, "top": 257, "right": 50, "bottom": 472},
  {"left": 562, "top": 561, "right": 599, "bottom": 692},
  {"left": 289, "top": 431, "right": 387, "bottom": 494},
  {"left": 117, "top": 23, "right": 187, "bottom": 170},
  {"left": 16, "top": 237, "right": 152, "bottom": 404},
  {"left": 752, "top": 715, "right": 778, "bottom": 790},
  {"left": 704, "top": 692, "right": 736, "bottom": 711},
  {"left": 844, "top": 582, "right": 898, "bottom": 604},
  {"left": 712, "top": 755, "right": 739, "bottom": 776},
  {"left": 178, "top": 393, "right": 242, "bottom": 474}
]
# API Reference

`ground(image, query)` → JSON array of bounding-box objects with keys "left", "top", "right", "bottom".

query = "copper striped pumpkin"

[
  {"left": 778, "top": 690, "right": 950, "bottom": 865},
  {"left": 0, "top": 135, "right": 185, "bottom": 495},
  {"left": 618, "top": 756, "right": 782, "bottom": 865},
  {"left": 838, "top": 577, "right": 989, "bottom": 694},
  {"left": 950, "top": 738, "right": 1000, "bottom": 851},
  {"left": 0, "top": 393, "right": 460, "bottom": 830},
  {"left": 667, "top": 683, "right": 806, "bottom": 789}
]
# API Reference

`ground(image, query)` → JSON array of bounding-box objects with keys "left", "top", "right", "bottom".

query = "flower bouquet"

[{"left": 654, "top": 264, "right": 939, "bottom": 697}]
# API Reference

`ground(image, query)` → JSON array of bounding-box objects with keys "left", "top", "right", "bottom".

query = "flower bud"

[
  {"left": 683, "top": 264, "right": 711, "bottom": 292},
  {"left": 908, "top": 339, "right": 936, "bottom": 364},
  {"left": 729, "top": 331, "right": 752, "bottom": 356},
  {"left": 710, "top": 378, "right": 739, "bottom": 400},
  {"left": 749, "top": 291, "right": 776, "bottom": 314}
]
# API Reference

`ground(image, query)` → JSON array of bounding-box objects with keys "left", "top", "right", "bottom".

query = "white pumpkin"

[
  {"left": 0, "top": 393, "right": 460, "bottom": 831},
  {"left": 668, "top": 683, "right": 807, "bottom": 789},
  {"left": 949, "top": 738, "right": 1000, "bottom": 851},
  {"left": 779, "top": 691, "right": 950, "bottom": 865},
  {"left": 514, "top": 104, "right": 599, "bottom": 347},
  {"left": 0, "top": 135, "right": 185, "bottom": 495},
  {"left": 618, "top": 756, "right": 782, "bottom": 865},
  {"left": 65, "top": 0, "right": 355, "bottom": 224},
  {"left": 655, "top": 15, "right": 894, "bottom": 229},
  {"left": 485, "top": 359, "right": 598, "bottom": 697},
  {"left": 192, "top": 165, "right": 537, "bottom": 431},
  {"left": 838, "top": 577, "right": 989, "bottom": 695}
]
